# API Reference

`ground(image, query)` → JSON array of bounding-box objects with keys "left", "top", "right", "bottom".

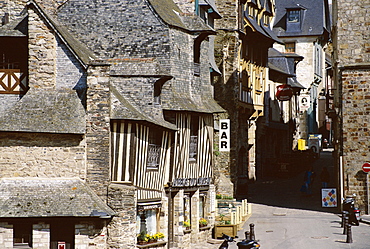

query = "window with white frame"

[{"left": 136, "top": 209, "right": 159, "bottom": 235}]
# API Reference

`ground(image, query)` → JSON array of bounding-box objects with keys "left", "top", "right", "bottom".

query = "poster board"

[{"left": 321, "top": 188, "right": 337, "bottom": 207}]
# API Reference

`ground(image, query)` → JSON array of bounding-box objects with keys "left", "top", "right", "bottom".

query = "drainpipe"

[
  {"left": 195, "top": 0, "right": 199, "bottom": 15},
  {"left": 332, "top": 0, "right": 343, "bottom": 209}
]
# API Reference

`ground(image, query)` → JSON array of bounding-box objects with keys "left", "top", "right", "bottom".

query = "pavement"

[{"left": 224, "top": 149, "right": 370, "bottom": 249}]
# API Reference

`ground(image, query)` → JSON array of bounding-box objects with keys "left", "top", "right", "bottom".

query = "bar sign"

[{"left": 219, "top": 119, "right": 230, "bottom": 152}]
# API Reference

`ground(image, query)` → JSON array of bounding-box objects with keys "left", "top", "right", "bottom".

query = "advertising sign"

[
  {"left": 321, "top": 188, "right": 337, "bottom": 207},
  {"left": 276, "top": 84, "right": 293, "bottom": 101},
  {"left": 299, "top": 94, "right": 310, "bottom": 111}
]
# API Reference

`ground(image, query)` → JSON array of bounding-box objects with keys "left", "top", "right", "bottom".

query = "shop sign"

[
  {"left": 276, "top": 84, "right": 293, "bottom": 101},
  {"left": 219, "top": 119, "right": 230, "bottom": 152},
  {"left": 138, "top": 203, "right": 162, "bottom": 211},
  {"left": 172, "top": 177, "right": 211, "bottom": 187}
]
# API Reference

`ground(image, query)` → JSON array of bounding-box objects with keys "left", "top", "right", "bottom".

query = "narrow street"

[{"left": 228, "top": 149, "right": 370, "bottom": 248}]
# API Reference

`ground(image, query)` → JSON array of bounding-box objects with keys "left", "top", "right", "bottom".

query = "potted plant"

[
  {"left": 151, "top": 232, "right": 164, "bottom": 242},
  {"left": 199, "top": 218, "right": 208, "bottom": 227},
  {"left": 137, "top": 231, "right": 148, "bottom": 245},
  {"left": 183, "top": 220, "right": 191, "bottom": 230}
]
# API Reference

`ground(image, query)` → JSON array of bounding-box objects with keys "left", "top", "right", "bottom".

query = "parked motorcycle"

[
  {"left": 218, "top": 234, "right": 236, "bottom": 249},
  {"left": 218, "top": 233, "right": 261, "bottom": 249},
  {"left": 236, "top": 239, "right": 261, "bottom": 248},
  {"left": 342, "top": 194, "right": 361, "bottom": 226}
]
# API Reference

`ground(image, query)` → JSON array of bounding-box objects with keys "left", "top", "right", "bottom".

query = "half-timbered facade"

[
  {"left": 213, "top": 0, "right": 281, "bottom": 197},
  {"left": 0, "top": 0, "right": 223, "bottom": 248}
]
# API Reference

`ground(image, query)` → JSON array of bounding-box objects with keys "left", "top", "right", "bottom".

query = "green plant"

[
  {"left": 137, "top": 231, "right": 148, "bottom": 242},
  {"left": 225, "top": 220, "right": 231, "bottom": 225},
  {"left": 216, "top": 194, "right": 222, "bottom": 199},
  {"left": 218, "top": 214, "right": 226, "bottom": 225}
]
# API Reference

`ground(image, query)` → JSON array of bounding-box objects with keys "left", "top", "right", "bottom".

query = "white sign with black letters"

[{"left": 219, "top": 119, "right": 230, "bottom": 152}]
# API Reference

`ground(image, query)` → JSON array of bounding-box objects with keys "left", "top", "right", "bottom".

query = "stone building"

[
  {"left": 272, "top": 0, "right": 331, "bottom": 145},
  {"left": 0, "top": 0, "right": 223, "bottom": 248},
  {"left": 332, "top": 0, "right": 370, "bottom": 213},
  {"left": 212, "top": 0, "right": 282, "bottom": 197}
]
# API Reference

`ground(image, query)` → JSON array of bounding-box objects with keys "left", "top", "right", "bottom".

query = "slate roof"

[
  {"left": 161, "top": 90, "right": 225, "bottom": 114},
  {"left": 110, "top": 85, "right": 177, "bottom": 130},
  {"left": 0, "top": 15, "right": 27, "bottom": 37},
  {"left": 273, "top": 0, "right": 330, "bottom": 37},
  {"left": 109, "top": 58, "right": 170, "bottom": 77},
  {"left": 148, "top": 0, "right": 215, "bottom": 33},
  {"left": 268, "top": 48, "right": 294, "bottom": 76},
  {"left": 0, "top": 89, "right": 86, "bottom": 134},
  {"left": 0, "top": 178, "right": 115, "bottom": 218},
  {"left": 268, "top": 48, "right": 305, "bottom": 89}
]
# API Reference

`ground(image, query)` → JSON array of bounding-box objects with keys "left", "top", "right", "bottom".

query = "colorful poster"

[{"left": 321, "top": 188, "right": 337, "bottom": 207}]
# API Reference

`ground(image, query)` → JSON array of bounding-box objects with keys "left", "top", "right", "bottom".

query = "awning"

[{"left": 0, "top": 178, "right": 116, "bottom": 218}]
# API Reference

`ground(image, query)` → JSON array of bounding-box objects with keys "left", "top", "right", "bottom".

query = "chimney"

[{"left": 2, "top": 13, "right": 9, "bottom": 25}]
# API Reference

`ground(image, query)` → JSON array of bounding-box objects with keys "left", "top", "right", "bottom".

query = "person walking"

[
  {"left": 320, "top": 167, "right": 330, "bottom": 188},
  {"left": 301, "top": 167, "right": 316, "bottom": 196}
]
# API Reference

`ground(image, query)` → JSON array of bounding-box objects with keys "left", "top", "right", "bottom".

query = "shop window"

[
  {"left": 137, "top": 209, "right": 159, "bottom": 235},
  {"left": 184, "top": 194, "right": 191, "bottom": 226}
]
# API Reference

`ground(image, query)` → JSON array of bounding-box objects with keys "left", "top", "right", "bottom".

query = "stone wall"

[
  {"left": 86, "top": 64, "right": 111, "bottom": 199},
  {"left": 0, "top": 0, "right": 27, "bottom": 23},
  {"left": 337, "top": 0, "right": 370, "bottom": 65},
  {"left": 0, "top": 222, "right": 12, "bottom": 249},
  {"left": 107, "top": 184, "right": 137, "bottom": 248},
  {"left": 341, "top": 69, "right": 370, "bottom": 211},
  {"left": 28, "top": 7, "right": 57, "bottom": 89},
  {"left": 213, "top": 0, "right": 241, "bottom": 196},
  {"left": 32, "top": 223, "right": 50, "bottom": 249},
  {"left": 0, "top": 132, "right": 86, "bottom": 178},
  {"left": 337, "top": 0, "right": 370, "bottom": 212}
]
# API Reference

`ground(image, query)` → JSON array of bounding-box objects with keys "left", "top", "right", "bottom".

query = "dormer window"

[
  {"left": 286, "top": 8, "right": 303, "bottom": 32},
  {"left": 288, "top": 10, "right": 300, "bottom": 22},
  {"left": 248, "top": 5, "right": 256, "bottom": 19},
  {"left": 263, "top": 14, "right": 270, "bottom": 26}
]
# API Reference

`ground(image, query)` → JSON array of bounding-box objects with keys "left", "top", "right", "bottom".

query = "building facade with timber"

[{"left": 0, "top": 0, "right": 223, "bottom": 248}]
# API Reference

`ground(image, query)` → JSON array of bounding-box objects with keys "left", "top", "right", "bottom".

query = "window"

[
  {"left": 263, "top": 14, "right": 270, "bottom": 26},
  {"left": 288, "top": 10, "right": 300, "bottom": 22},
  {"left": 248, "top": 5, "right": 256, "bottom": 19},
  {"left": 189, "top": 116, "right": 199, "bottom": 161},
  {"left": 184, "top": 194, "right": 191, "bottom": 226},
  {"left": 137, "top": 209, "right": 159, "bottom": 235},
  {"left": 285, "top": 42, "right": 296, "bottom": 53},
  {"left": 147, "top": 131, "right": 162, "bottom": 169},
  {"left": 199, "top": 194, "right": 205, "bottom": 219}
]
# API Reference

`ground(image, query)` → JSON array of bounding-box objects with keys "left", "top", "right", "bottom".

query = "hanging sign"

[
  {"left": 219, "top": 119, "right": 230, "bottom": 152},
  {"left": 276, "top": 84, "right": 293, "bottom": 101}
]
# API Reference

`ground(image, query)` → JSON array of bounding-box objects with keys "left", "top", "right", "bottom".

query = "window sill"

[
  {"left": 199, "top": 225, "right": 212, "bottom": 231},
  {"left": 137, "top": 241, "right": 167, "bottom": 248}
]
